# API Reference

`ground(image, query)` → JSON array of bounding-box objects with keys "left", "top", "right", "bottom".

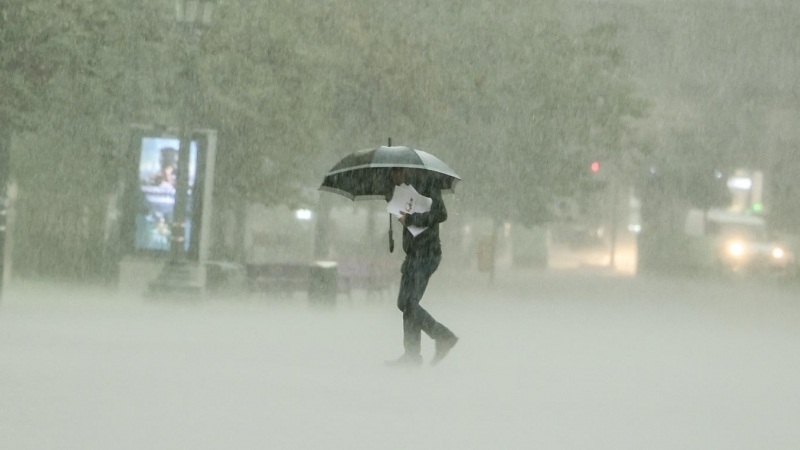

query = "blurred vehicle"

[{"left": 684, "top": 209, "right": 795, "bottom": 276}]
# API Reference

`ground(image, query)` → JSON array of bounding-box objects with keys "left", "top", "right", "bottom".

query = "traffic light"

[{"left": 579, "top": 160, "right": 607, "bottom": 193}]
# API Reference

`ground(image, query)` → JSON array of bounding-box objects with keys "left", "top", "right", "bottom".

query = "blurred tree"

[
  {"left": 2, "top": 0, "right": 652, "bottom": 278},
  {"left": 641, "top": 121, "right": 732, "bottom": 219},
  {"left": 2, "top": 0, "right": 177, "bottom": 280},
  {"left": 434, "top": 6, "right": 646, "bottom": 229},
  {"left": 196, "top": 0, "right": 455, "bottom": 259},
  {"left": 199, "top": 0, "right": 453, "bottom": 205}
]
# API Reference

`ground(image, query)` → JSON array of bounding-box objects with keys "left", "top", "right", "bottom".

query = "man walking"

[{"left": 386, "top": 168, "right": 458, "bottom": 367}]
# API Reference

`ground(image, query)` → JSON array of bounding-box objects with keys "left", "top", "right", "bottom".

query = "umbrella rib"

[
  {"left": 317, "top": 185, "right": 390, "bottom": 202},
  {"left": 325, "top": 163, "right": 460, "bottom": 178},
  {"left": 318, "top": 185, "right": 355, "bottom": 200}
]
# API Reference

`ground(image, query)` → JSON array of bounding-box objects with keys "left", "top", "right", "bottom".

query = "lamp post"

[
  {"left": 148, "top": 0, "right": 216, "bottom": 296},
  {"left": 170, "top": 0, "right": 215, "bottom": 258}
]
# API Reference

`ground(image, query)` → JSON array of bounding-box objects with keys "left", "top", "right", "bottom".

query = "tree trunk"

[
  {"left": 0, "top": 126, "right": 11, "bottom": 299},
  {"left": 211, "top": 204, "right": 227, "bottom": 261},
  {"left": 366, "top": 202, "right": 379, "bottom": 257},
  {"left": 232, "top": 200, "right": 248, "bottom": 264},
  {"left": 490, "top": 217, "right": 502, "bottom": 285},
  {"left": 314, "top": 196, "right": 332, "bottom": 260},
  {"left": 608, "top": 180, "right": 619, "bottom": 269}
]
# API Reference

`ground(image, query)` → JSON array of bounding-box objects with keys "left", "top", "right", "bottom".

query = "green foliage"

[
  {"left": 4, "top": 0, "right": 178, "bottom": 189},
  {"left": 2, "top": 0, "right": 177, "bottom": 279},
  {"left": 3, "top": 0, "right": 650, "bottom": 278},
  {"left": 428, "top": 6, "right": 647, "bottom": 226},
  {"left": 201, "top": 0, "right": 455, "bottom": 208},
  {"left": 637, "top": 116, "right": 733, "bottom": 217},
  {"left": 4, "top": 0, "right": 646, "bottom": 215}
]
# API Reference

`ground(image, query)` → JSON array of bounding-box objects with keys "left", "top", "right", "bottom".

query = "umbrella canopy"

[{"left": 319, "top": 145, "right": 461, "bottom": 201}]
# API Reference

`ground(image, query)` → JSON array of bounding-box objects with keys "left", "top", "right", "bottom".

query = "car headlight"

[
  {"left": 728, "top": 241, "right": 745, "bottom": 257},
  {"left": 772, "top": 247, "right": 785, "bottom": 259}
]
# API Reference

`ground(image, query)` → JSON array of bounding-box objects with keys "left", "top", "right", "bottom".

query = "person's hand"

[{"left": 398, "top": 211, "right": 407, "bottom": 226}]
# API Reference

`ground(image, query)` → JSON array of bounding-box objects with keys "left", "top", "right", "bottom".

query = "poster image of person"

[{"left": 154, "top": 147, "right": 178, "bottom": 189}]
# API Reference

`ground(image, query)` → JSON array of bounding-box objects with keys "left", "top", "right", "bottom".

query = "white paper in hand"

[{"left": 386, "top": 184, "right": 432, "bottom": 237}]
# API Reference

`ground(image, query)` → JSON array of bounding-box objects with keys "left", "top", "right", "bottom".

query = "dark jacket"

[{"left": 400, "top": 182, "right": 448, "bottom": 259}]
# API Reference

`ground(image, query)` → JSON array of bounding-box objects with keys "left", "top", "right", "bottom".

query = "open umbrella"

[
  {"left": 319, "top": 143, "right": 461, "bottom": 201},
  {"left": 319, "top": 141, "right": 461, "bottom": 252}
]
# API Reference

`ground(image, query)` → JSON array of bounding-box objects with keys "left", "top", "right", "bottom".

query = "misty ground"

[{"left": 2, "top": 267, "right": 799, "bottom": 450}]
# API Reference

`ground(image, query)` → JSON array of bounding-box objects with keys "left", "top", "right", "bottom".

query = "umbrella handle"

[{"left": 389, "top": 213, "right": 394, "bottom": 253}]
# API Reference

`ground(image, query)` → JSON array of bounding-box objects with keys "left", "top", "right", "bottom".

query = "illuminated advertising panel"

[{"left": 135, "top": 137, "right": 197, "bottom": 252}]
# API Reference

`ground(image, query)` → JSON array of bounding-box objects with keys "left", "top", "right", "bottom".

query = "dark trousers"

[{"left": 397, "top": 254, "right": 452, "bottom": 355}]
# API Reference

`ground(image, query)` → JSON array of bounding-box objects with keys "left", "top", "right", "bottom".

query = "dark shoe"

[
  {"left": 431, "top": 334, "right": 458, "bottom": 366},
  {"left": 385, "top": 353, "right": 423, "bottom": 367}
]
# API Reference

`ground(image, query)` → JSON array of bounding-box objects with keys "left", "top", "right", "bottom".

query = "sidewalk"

[{"left": 426, "top": 263, "right": 629, "bottom": 304}]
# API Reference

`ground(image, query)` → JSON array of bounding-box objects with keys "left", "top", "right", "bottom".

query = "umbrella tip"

[{"left": 388, "top": 137, "right": 392, "bottom": 147}]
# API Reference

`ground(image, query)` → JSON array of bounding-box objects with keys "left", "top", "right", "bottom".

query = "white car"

[{"left": 684, "top": 209, "right": 794, "bottom": 276}]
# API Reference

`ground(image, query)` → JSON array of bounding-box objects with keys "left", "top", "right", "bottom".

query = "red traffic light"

[{"left": 590, "top": 161, "right": 600, "bottom": 173}]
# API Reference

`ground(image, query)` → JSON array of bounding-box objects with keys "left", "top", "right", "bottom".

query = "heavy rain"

[{"left": 1, "top": 1, "right": 799, "bottom": 448}]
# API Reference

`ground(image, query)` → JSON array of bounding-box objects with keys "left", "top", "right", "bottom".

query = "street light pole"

[
  {"left": 148, "top": 0, "right": 216, "bottom": 296},
  {"left": 171, "top": 0, "right": 215, "bottom": 259}
]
